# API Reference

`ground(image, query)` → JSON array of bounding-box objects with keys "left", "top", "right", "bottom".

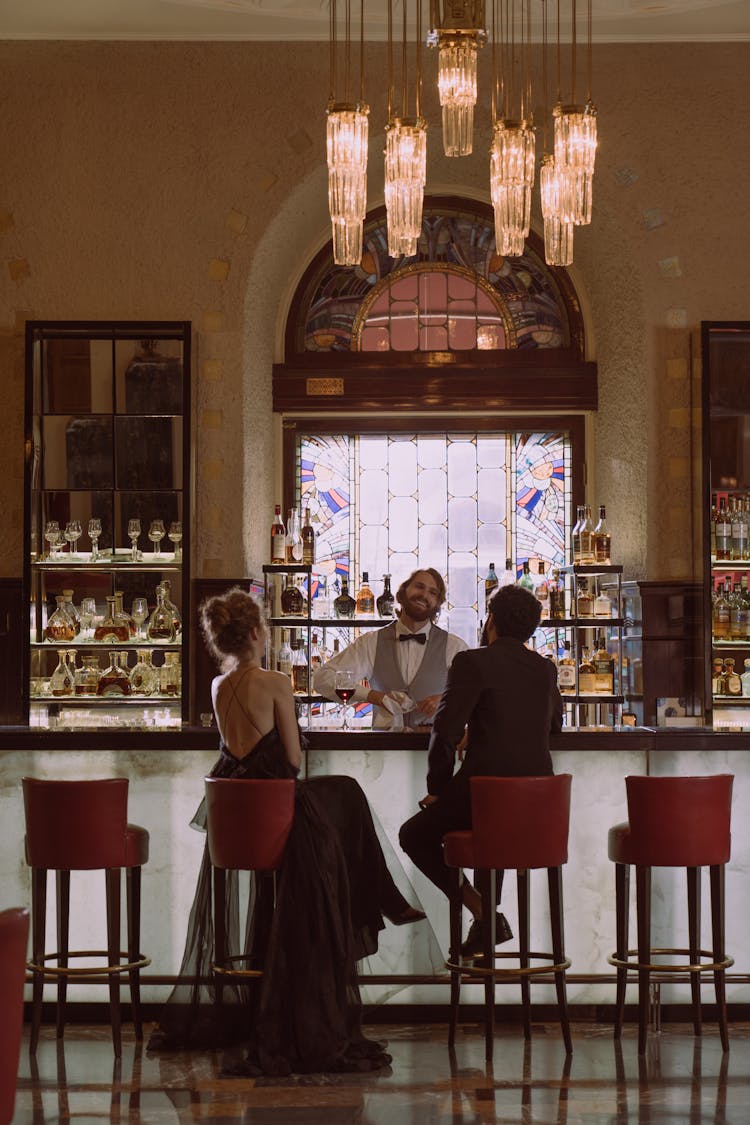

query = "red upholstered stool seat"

[
  {"left": 22, "top": 777, "right": 151, "bottom": 1057},
  {"left": 204, "top": 778, "right": 295, "bottom": 991},
  {"left": 443, "top": 774, "right": 573, "bottom": 1059},
  {"left": 0, "top": 907, "right": 29, "bottom": 1125},
  {"left": 607, "top": 774, "right": 734, "bottom": 1054}
]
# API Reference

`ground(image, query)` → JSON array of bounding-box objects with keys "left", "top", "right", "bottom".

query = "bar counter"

[{"left": 2, "top": 725, "right": 750, "bottom": 1014}]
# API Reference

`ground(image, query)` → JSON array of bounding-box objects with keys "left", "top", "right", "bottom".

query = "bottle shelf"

[
  {"left": 711, "top": 559, "right": 750, "bottom": 569},
  {"left": 712, "top": 695, "right": 750, "bottom": 705},
  {"left": 545, "top": 617, "right": 625, "bottom": 628},
  {"left": 269, "top": 616, "right": 394, "bottom": 628},
  {"left": 33, "top": 555, "right": 181, "bottom": 570},
  {"left": 31, "top": 640, "right": 182, "bottom": 650},
  {"left": 711, "top": 639, "right": 750, "bottom": 647},
  {"left": 30, "top": 695, "right": 181, "bottom": 706},
  {"left": 560, "top": 563, "right": 623, "bottom": 575},
  {"left": 560, "top": 694, "right": 624, "bottom": 704}
]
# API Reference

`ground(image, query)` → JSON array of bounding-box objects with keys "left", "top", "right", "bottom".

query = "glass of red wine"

[{"left": 334, "top": 670, "right": 357, "bottom": 730}]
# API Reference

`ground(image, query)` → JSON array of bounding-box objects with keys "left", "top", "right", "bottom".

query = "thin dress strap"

[{"left": 217, "top": 666, "right": 267, "bottom": 742}]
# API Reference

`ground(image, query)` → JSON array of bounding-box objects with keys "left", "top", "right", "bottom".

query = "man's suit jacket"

[{"left": 426, "top": 636, "right": 564, "bottom": 805}]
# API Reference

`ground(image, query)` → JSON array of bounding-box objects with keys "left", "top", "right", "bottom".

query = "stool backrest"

[
  {"left": 204, "top": 778, "right": 295, "bottom": 871},
  {"left": 22, "top": 777, "right": 130, "bottom": 870},
  {"left": 470, "top": 774, "right": 572, "bottom": 869},
  {"left": 625, "top": 774, "right": 733, "bottom": 866},
  {"left": 0, "top": 908, "right": 29, "bottom": 1125}
]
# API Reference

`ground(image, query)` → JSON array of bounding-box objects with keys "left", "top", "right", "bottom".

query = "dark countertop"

[{"left": 0, "top": 726, "right": 749, "bottom": 752}]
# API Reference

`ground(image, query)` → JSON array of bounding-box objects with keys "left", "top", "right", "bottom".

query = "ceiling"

[{"left": 0, "top": 0, "right": 748, "bottom": 43}]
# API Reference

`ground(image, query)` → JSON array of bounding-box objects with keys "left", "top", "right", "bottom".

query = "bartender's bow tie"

[{"left": 399, "top": 633, "right": 426, "bottom": 644}]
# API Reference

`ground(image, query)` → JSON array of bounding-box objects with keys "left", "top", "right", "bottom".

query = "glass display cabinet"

[{"left": 23, "top": 321, "right": 191, "bottom": 728}]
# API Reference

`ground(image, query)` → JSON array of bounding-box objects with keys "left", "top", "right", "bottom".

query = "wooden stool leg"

[
  {"left": 448, "top": 867, "right": 463, "bottom": 1048},
  {"left": 30, "top": 867, "right": 47, "bottom": 1054},
  {"left": 213, "top": 866, "right": 227, "bottom": 1008},
  {"left": 548, "top": 865, "right": 572, "bottom": 1055},
  {"left": 478, "top": 868, "right": 495, "bottom": 1061},
  {"left": 517, "top": 868, "right": 531, "bottom": 1042},
  {"left": 710, "top": 863, "right": 729, "bottom": 1053},
  {"left": 105, "top": 868, "right": 122, "bottom": 1058},
  {"left": 614, "top": 862, "right": 630, "bottom": 1039},
  {"left": 126, "top": 866, "right": 144, "bottom": 1040},
  {"left": 686, "top": 866, "right": 702, "bottom": 1037},
  {"left": 635, "top": 865, "right": 651, "bottom": 1055},
  {"left": 56, "top": 869, "right": 70, "bottom": 1040}
]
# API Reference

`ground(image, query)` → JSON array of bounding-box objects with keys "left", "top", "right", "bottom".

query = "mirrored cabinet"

[{"left": 24, "top": 321, "right": 191, "bottom": 728}]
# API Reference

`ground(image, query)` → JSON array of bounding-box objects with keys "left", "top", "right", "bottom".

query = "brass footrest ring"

[
  {"left": 213, "top": 953, "right": 263, "bottom": 979},
  {"left": 27, "top": 950, "right": 151, "bottom": 978},
  {"left": 446, "top": 950, "right": 571, "bottom": 981},
  {"left": 608, "top": 947, "right": 734, "bottom": 974}
]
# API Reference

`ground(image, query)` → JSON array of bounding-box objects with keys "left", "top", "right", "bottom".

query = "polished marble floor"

[{"left": 13, "top": 1021, "right": 750, "bottom": 1124}]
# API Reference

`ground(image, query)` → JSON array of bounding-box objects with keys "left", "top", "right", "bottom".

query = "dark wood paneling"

[
  {"left": 0, "top": 579, "right": 25, "bottom": 725},
  {"left": 639, "top": 580, "right": 705, "bottom": 726}
]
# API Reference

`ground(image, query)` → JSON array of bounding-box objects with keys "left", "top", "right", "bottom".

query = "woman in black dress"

[{"left": 149, "top": 587, "right": 426, "bottom": 1074}]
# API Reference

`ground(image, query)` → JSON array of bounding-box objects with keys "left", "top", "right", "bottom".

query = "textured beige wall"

[{"left": 0, "top": 41, "right": 748, "bottom": 583}]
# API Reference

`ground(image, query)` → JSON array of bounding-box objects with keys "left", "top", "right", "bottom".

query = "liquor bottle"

[
  {"left": 129, "top": 650, "right": 158, "bottom": 696},
  {"left": 271, "top": 504, "right": 286, "bottom": 563},
  {"left": 732, "top": 497, "right": 749, "bottom": 560},
  {"left": 146, "top": 587, "right": 176, "bottom": 642},
  {"left": 484, "top": 562, "right": 499, "bottom": 611},
  {"left": 45, "top": 595, "right": 77, "bottom": 642},
  {"left": 113, "top": 590, "right": 137, "bottom": 638},
  {"left": 594, "top": 583, "right": 613, "bottom": 617},
  {"left": 577, "top": 647, "right": 597, "bottom": 694},
  {"left": 50, "top": 650, "right": 75, "bottom": 696},
  {"left": 549, "top": 569, "right": 566, "bottom": 620},
  {"left": 301, "top": 507, "right": 315, "bottom": 566},
  {"left": 572, "top": 505, "right": 585, "bottom": 563},
  {"left": 160, "top": 652, "right": 181, "bottom": 696},
  {"left": 592, "top": 634, "right": 615, "bottom": 694},
  {"left": 557, "top": 640, "right": 576, "bottom": 694},
  {"left": 334, "top": 576, "right": 356, "bottom": 619},
  {"left": 594, "top": 505, "right": 611, "bottom": 565},
  {"left": 291, "top": 639, "right": 309, "bottom": 695},
  {"left": 277, "top": 629, "right": 293, "bottom": 679},
  {"left": 724, "top": 656, "right": 742, "bottom": 696},
  {"left": 309, "top": 633, "right": 323, "bottom": 676},
  {"left": 61, "top": 590, "right": 81, "bottom": 635},
  {"left": 376, "top": 574, "right": 395, "bottom": 618},
  {"left": 578, "top": 506, "right": 595, "bottom": 564},
  {"left": 280, "top": 573, "right": 304, "bottom": 616},
  {"left": 712, "top": 657, "right": 725, "bottom": 696},
  {"left": 518, "top": 561, "right": 534, "bottom": 591},
  {"left": 161, "top": 579, "right": 182, "bottom": 636},
  {"left": 74, "top": 654, "right": 100, "bottom": 696},
  {"left": 710, "top": 499, "right": 717, "bottom": 558},
  {"left": 714, "top": 497, "right": 731, "bottom": 561},
  {"left": 741, "top": 658, "right": 750, "bottom": 698},
  {"left": 97, "top": 651, "right": 132, "bottom": 696},
  {"left": 499, "top": 558, "right": 516, "bottom": 589},
  {"left": 533, "top": 561, "right": 549, "bottom": 618},
  {"left": 742, "top": 575, "right": 750, "bottom": 641},
  {"left": 94, "top": 595, "right": 131, "bottom": 643},
  {"left": 355, "top": 572, "right": 375, "bottom": 616},
  {"left": 713, "top": 579, "right": 730, "bottom": 641},
  {"left": 576, "top": 578, "right": 594, "bottom": 618},
  {"left": 285, "top": 509, "right": 303, "bottom": 563},
  {"left": 729, "top": 580, "right": 745, "bottom": 641}
]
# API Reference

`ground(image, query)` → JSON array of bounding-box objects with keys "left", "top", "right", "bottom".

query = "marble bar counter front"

[{"left": 1, "top": 726, "right": 750, "bottom": 1016}]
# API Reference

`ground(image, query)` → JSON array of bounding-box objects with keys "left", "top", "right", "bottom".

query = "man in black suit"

[{"left": 399, "top": 583, "right": 563, "bottom": 956}]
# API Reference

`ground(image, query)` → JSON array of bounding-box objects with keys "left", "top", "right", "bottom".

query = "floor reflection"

[{"left": 13, "top": 1021, "right": 750, "bottom": 1124}]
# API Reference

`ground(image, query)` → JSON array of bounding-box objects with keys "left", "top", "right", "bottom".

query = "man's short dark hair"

[{"left": 488, "top": 584, "right": 541, "bottom": 642}]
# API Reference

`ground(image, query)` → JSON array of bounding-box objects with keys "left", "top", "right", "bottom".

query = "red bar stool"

[
  {"left": 444, "top": 774, "right": 573, "bottom": 1059},
  {"left": 0, "top": 907, "right": 29, "bottom": 1125},
  {"left": 607, "top": 774, "right": 734, "bottom": 1054},
  {"left": 22, "top": 777, "right": 150, "bottom": 1057},
  {"left": 204, "top": 778, "right": 295, "bottom": 994}
]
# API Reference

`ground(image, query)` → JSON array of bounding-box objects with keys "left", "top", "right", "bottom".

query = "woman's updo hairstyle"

[{"left": 200, "top": 586, "right": 263, "bottom": 667}]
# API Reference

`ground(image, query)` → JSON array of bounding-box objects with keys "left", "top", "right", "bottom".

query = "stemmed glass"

[
  {"left": 87, "top": 518, "right": 102, "bottom": 561},
  {"left": 148, "top": 519, "right": 166, "bottom": 557},
  {"left": 131, "top": 596, "right": 149, "bottom": 640},
  {"left": 334, "top": 670, "right": 357, "bottom": 731},
  {"left": 44, "top": 520, "right": 61, "bottom": 560},
  {"left": 168, "top": 521, "right": 182, "bottom": 560},
  {"left": 79, "top": 597, "right": 97, "bottom": 640},
  {"left": 64, "top": 519, "right": 82, "bottom": 556},
  {"left": 127, "top": 519, "right": 141, "bottom": 562}
]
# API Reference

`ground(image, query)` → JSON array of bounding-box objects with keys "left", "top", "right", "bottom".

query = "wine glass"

[
  {"left": 79, "top": 596, "right": 97, "bottom": 639},
  {"left": 148, "top": 519, "right": 165, "bottom": 557},
  {"left": 127, "top": 519, "right": 141, "bottom": 562},
  {"left": 334, "top": 670, "right": 357, "bottom": 731},
  {"left": 167, "top": 521, "right": 182, "bottom": 560},
  {"left": 44, "top": 520, "right": 61, "bottom": 560},
  {"left": 87, "top": 517, "right": 102, "bottom": 561},
  {"left": 64, "top": 519, "right": 82, "bottom": 556},
  {"left": 131, "top": 596, "right": 149, "bottom": 640}
]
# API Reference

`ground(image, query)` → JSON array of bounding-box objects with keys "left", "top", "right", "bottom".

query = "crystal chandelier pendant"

[
  {"left": 326, "top": 102, "right": 370, "bottom": 265},
  {"left": 384, "top": 117, "right": 428, "bottom": 258},
  {"left": 436, "top": 35, "right": 480, "bottom": 157},
  {"left": 553, "top": 101, "right": 597, "bottom": 226},
  {"left": 489, "top": 119, "right": 535, "bottom": 258},
  {"left": 540, "top": 155, "right": 574, "bottom": 267}
]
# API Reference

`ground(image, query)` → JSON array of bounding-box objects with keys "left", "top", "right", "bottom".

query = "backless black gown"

[{"left": 148, "top": 728, "right": 421, "bottom": 1074}]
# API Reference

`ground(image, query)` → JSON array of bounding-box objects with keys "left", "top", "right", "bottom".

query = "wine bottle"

[
  {"left": 301, "top": 507, "right": 315, "bottom": 565},
  {"left": 271, "top": 504, "right": 286, "bottom": 563}
]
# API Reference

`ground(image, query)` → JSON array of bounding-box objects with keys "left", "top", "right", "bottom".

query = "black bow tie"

[{"left": 399, "top": 632, "right": 426, "bottom": 645}]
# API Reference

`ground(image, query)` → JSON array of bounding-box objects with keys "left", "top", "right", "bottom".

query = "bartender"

[{"left": 314, "top": 567, "right": 468, "bottom": 730}]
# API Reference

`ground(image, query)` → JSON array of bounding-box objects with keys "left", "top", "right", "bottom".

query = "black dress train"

[{"left": 148, "top": 729, "right": 425, "bottom": 1074}]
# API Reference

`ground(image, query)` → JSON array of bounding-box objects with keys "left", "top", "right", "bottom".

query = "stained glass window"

[{"left": 296, "top": 429, "right": 571, "bottom": 647}]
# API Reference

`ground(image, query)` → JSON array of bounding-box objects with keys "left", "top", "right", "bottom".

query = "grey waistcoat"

[{"left": 370, "top": 621, "right": 450, "bottom": 728}]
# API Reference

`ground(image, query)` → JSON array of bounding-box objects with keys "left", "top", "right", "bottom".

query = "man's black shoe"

[{"left": 460, "top": 912, "right": 513, "bottom": 959}]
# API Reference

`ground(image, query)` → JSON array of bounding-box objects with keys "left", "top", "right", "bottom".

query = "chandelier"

[
  {"left": 385, "top": 0, "right": 428, "bottom": 256},
  {"left": 428, "top": 2, "right": 487, "bottom": 157},
  {"left": 326, "top": 0, "right": 369, "bottom": 266},
  {"left": 552, "top": 0, "right": 597, "bottom": 228}
]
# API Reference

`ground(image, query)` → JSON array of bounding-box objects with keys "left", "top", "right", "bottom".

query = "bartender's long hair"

[{"left": 395, "top": 568, "right": 446, "bottom": 623}]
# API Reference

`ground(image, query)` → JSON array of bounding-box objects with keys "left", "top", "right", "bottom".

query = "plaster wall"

[{"left": 0, "top": 41, "right": 748, "bottom": 584}]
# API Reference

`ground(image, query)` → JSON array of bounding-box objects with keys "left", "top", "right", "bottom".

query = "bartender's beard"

[{"left": 399, "top": 594, "right": 435, "bottom": 629}]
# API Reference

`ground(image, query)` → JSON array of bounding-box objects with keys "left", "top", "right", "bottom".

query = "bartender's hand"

[
  {"left": 418, "top": 794, "right": 439, "bottom": 810},
  {"left": 415, "top": 693, "right": 441, "bottom": 719}
]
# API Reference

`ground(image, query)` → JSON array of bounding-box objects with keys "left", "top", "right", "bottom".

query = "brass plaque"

[{"left": 306, "top": 377, "right": 344, "bottom": 396}]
